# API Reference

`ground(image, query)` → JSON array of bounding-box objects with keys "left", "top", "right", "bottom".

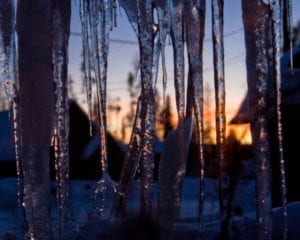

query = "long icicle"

[
  {"left": 242, "top": 1, "right": 273, "bottom": 239},
  {"left": 80, "top": 0, "right": 93, "bottom": 136},
  {"left": 270, "top": 1, "right": 288, "bottom": 239},
  {"left": 282, "top": 0, "right": 293, "bottom": 72},
  {"left": 287, "top": 0, "right": 293, "bottom": 73},
  {"left": 109, "top": 0, "right": 144, "bottom": 221},
  {"left": 211, "top": 0, "right": 229, "bottom": 237},
  {"left": 185, "top": 0, "right": 206, "bottom": 236},
  {"left": 137, "top": 0, "right": 155, "bottom": 217},
  {"left": 52, "top": 1, "right": 71, "bottom": 238},
  {"left": 17, "top": 0, "right": 54, "bottom": 237},
  {"left": 155, "top": 0, "right": 170, "bottom": 111},
  {"left": 87, "top": 0, "right": 116, "bottom": 216},
  {"left": 169, "top": 0, "right": 185, "bottom": 121}
]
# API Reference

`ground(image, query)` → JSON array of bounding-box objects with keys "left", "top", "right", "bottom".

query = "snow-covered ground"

[{"left": 0, "top": 177, "right": 299, "bottom": 239}]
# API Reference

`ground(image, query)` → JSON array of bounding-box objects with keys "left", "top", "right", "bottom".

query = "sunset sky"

[{"left": 67, "top": 0, "right": 300, "bottom": 142}]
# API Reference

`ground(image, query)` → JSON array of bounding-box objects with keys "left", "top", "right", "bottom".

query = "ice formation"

[
  {"left": 52, "top": 1, "right": 71, "bottom": 238},
  {"left": 0, "top": 0, "right": 293, "bottom": 239}
]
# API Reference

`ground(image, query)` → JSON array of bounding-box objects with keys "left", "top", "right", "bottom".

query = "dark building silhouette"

[{"left": 0, "top": 101, "right": 125, "bottom": 180}]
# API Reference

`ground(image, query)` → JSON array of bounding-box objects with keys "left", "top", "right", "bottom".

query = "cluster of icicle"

[
  {"left": 0, "top": 0, "right": 294, "bottom": 239},
  {"left": 79, "top": 0, "right": 226, "bottom": 238},
  {"left": 80, "top": 0, "right": 292, "bottom": 239}
]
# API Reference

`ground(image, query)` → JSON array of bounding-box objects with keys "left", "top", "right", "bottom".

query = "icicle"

[
  {"left": 80, "top": 0, "right": 93, "bottom": 136},
  {"left": 154, "top": 0, "right": 170, "bottom": 109},
  {"left": 115, "top": 0, "right": 155, "bottom": 218},
  {"left": 119, "top": 0, "right": 139, "bottom": 34},
  {"left": 86, "top": 0, "right": 117, "bottom": 216},
  {"left": 0, "top": 0, "right": 23, "bottom": 208},
  {"left": 112, "top": 0, "right": 118, "bottom": 28},
  {"left": 100, "top": 0, "right": 112, "bottom": 119},
  {"left": 52, "top": 2, "right": 71, "bottom": 238},
  {"left": 211, "top": 0, "right": 230, "bottom": 237},
  {"left": 137, "top": 0, "right": 155, "bottom": 217},
  {"left": 242, "top": 1, "right": 273, "bottom": 239},
  {"left": 110, "top": 98, "right": 142, "bottom": 221},
  {"left": 282, "top": 0, "right": 293, "bottom": 72},
  {"left": 17, "top": 0, "right": 55, "bottom": 237},
  {"left": 53, "top": 30, "right": 68, "bottom": 240},
  {"left": 270, "top": 1, "right": 288, "bottom": 239},
  {"left": 169, "top": 0, "right": 185, "bottom": 121},
  {"left": 157, "top": 118, "right": 193, "bottom": 239},
  {"left": 152, "top": 25, "right": 161, "bottom": 88},
  {"left": 156, "top": 2, "right": 194, "bottom": 237},
  {"left": 110, "top": 0, "right": 146, "bottom": 221},
  {"left": 287, "top": 0, "right": 293, "bottom": 73},
  {"left": 185, "top": 0, "right": 206, "bottom": 235}
]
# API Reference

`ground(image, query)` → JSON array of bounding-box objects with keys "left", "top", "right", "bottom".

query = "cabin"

[{"left": 0, "top": 101, "right": 125, "bottom": 180}]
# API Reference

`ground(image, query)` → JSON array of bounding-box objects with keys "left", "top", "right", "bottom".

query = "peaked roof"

[{"left": 230, "top": 44, "right": 300, "bottom": 125}]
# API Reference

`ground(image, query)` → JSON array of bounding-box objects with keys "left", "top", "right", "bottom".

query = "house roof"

[{"left": 230, "top": 44, "right": 300, "bottom": 125}]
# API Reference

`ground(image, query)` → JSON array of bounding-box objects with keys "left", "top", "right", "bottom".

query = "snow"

[{"left": 1, "top": 176, "right": 300, "bottom": 239}]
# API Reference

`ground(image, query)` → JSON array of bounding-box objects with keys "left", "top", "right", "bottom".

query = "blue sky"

[{"left": 67, "top": 0, "right": 300, "bottom": 128}]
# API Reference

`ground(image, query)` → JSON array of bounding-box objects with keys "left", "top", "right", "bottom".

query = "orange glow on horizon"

[{"left": 100, "top": 94, "right": 252, "bottom": 145}]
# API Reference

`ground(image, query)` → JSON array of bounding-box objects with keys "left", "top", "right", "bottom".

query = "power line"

[
  {"left": 107, "top": 53, "right": 246, "bottom": 92},
  {"left": 204, "top": 52, "right": 245, "bottom": 72},
  {"left": 108, "top": 87, "right": 128, "bottom": 92},
  {"left": 204, "top": 27, "right": 243, "bottom": 42},
  {"left": 70, "top": 27, "right": 243, "bottom": 45},
  {"left": 70, "top": 31, "right": 138, "bottom": 45}
]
